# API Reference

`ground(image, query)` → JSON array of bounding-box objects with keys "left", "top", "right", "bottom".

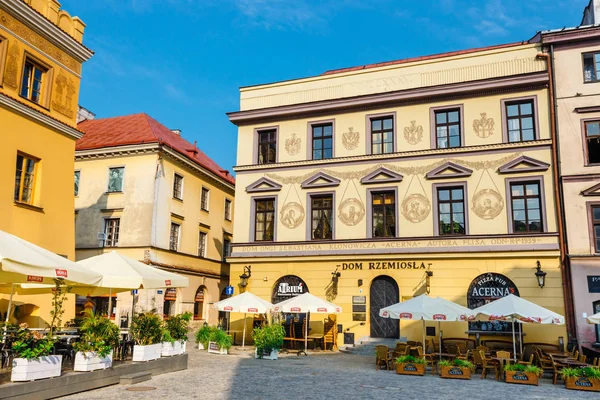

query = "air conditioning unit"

[{"left": 97, "top": 232, "right": 106, "bottom": 240}]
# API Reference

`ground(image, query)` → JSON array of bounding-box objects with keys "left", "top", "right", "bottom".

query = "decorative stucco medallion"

[
  {"left": 403, "top": 121, "right": 423, "bottom": 145},
  {"left": 280, "top": 202, "right": 305, "bottom": 229},
  {"left": 285, "top": 133, "right": 301, "bottom": 156},
  {"left": 3, "top": 41, "right": 19, "bottom": 90},
  {"left": 401, "top": 194, "right": 431, "bottom": 223},
  {"left": 472, "top": 189, "right": 504, "bottom": 220},
  {"left": 342, "top": 127, "right": 360, "bottom": 150},
  {"left": 52, "top": 70, "right": 77, "bottom": 118},
  {"left": 473, "top": 113, "right": 495, "bottom": 139},
  {"left": 338, "top": 198, "right": 365, "bottom": 226}
]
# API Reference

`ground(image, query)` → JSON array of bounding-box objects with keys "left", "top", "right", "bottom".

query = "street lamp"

[
  {"left": 535, "top": 260, "right": 546, "bottom": 289},
  {"left": 239, "top": 265, "right": 252, "bottom": 288}
]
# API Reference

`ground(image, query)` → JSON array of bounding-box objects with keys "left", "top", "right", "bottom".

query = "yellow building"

[
  {"left": 540, "top": 23, "right": 600, "bottom": 348},
  {"left": 227, "top": 41, "right": 569, "bottom": 347},
  {"left": 0, "top": 0, "right": 92, "bottom": 327},
  {"left": 74, "top": 113, "right": 235, "bottom": 327}
]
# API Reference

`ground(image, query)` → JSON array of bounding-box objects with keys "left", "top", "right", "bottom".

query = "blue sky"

[{"left": 61, "top": 0, "right": 584, "bottom": 174}]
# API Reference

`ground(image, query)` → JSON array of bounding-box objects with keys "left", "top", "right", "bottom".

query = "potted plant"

[
  {"left": 195, "top": 325, "right": 214, "bottom": 350},
  {"left": 252, "top": 324, "right": 284, "bottom": 360},
  {"left": 504, "top": 363, "right": 542, "bottom": 386},
  {"left": 439, "top": 359, "right": 473, "bottom": 379},
  {"left": 10, "top": 323, "right": 59, "bottom": 381},
  {"left": 208, "top": 328, "right": 233, "bottom": 355},
  {"left": 395, "top": 355, "right": 426, "bottom": 376},
  {"left": 162, "top": 312, "right": 192, "bottom": 356},
  {"left": 130, "top": 312, "right": 163, "bottom": 361},
  {"left": 72, "top": 311, "right": 120, "bottom": 371},
  {"left": 563, "top": 367, "right": 600, "bottom": 392}
]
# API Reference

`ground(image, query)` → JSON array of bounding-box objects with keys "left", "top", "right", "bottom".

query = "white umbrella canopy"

[
  {"left": 587, "top": 312, "right": 600, "bottom": 324},
  {"left": 77, "top": 251, "right": 189, "bottom": 289},
  {"left": 0, "top": 283, "right": 130, "bottom": 297},
  {"left": 212, "top": 291, "right": 274, "bottom": 349},
  {"left": 0, "top": 230, "right": 103, "bottom": 285}
]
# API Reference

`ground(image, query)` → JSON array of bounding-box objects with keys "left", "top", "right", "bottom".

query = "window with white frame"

[
  {"left": 169, "top": 222, "right": 180, "bottom": 251},
  {"left": 107, "top": 167, "right": 124, "bottom": 193}
]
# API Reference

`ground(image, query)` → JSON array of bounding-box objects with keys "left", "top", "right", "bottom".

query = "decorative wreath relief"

[
  {"left": 280, "top": 202, "right": 305, "bottom": 229},
  {"left": 401, "top": 194, "right": 431, "bottom": 223},
  {"left": 285, "top": 133, "right": 301, "bottom": 156},
  {"left": 473, "top": 113, "right": 495, "bottom": 139},
  {"left": 338, "top": 198, "right": 365, "bottom": 226},
  {"left": 403, "top": 121, "right": 423, "bottom": 145},
  {"left": 472, "top": 189, "right": 504, "bottom": 220},
  {"left": 342, "top": 127, "right": 360, "bottom": 150}
]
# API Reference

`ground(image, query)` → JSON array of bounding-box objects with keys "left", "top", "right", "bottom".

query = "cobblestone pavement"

[{"left": 62, "top": 349, "right": 599, "bottom": 400}]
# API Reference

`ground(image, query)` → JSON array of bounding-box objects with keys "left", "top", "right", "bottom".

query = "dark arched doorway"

[{"left": 370, "top": 276, "right": 399, "bottom": 338}]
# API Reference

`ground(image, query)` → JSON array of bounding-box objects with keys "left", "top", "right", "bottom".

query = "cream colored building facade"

[
  {"left": 0, "top": 0, "right": 92, "bottom": 327},
  {"left": 228, "top": 42, "right": 569, "bottom": 346},
  {"left": 540, "top": 25, "right": 600, "bottom": 347},
  {"left": 74, "top": 113, "right": 234, "bottom": 327}
]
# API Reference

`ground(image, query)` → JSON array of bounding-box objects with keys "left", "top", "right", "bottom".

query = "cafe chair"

[
  {"left": 518, "top": 353, "right": 534, "bottom": 366},
  {"left": 549, "top": 355, "right": 564, "bottom": 385},
  {"left": 593, "top": 357, "right": 599, "bottom": 367},
  {"left": 416, "top": 346, "right": 436, "bottom": 375},
  {"left": 578, "top": 354, "right": 587, "bottom": 363},
  {"left": 573, "top": 350, "right": 580, "bottom": 360},
  {"left": 478, "top": 350, "right": 499, "bottom": 380},
  {"left": 472, "top": 348, "right": 485, "bottom": 373},
  {"left": 376, "top": 345, "right": 392, "bottom": 371}
]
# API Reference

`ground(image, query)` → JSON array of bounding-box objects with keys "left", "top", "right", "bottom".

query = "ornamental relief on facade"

[
  {"left": 3, "top": 40, "right": 19, "bottom": 89},
  {"left": 338, "top": 198, "right": 365, "bottom": 226},
  {"left": 473, "top": 113, "right": 495, "bottom": 139},
  {"left": 284, "top": 133, "right": 301, "bottom": 156},
  {"left": 52, "top": 69, "right": 77, "bottom": 118},
  {"left": 403, "top": 121, "right": 423, "bottom": 145},
  {"left": 280, "top": 184, "right": 305, "bottom": 229},
  {"left": 471, "top": 189, "right": 504, "bottom": 220},
  {"left": 342, "top": 127, "right": 360, "bottom": 150}
]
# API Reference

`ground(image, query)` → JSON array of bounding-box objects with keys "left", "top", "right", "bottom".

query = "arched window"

[
  {"left": 163, "top": 288, "right": 177, "bottom": 318},
  {"left": 194, "top": 286, "right": 207, "bottom": 321}
]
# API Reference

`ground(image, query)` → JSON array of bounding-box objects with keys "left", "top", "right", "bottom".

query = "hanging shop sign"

[
  {"left": 272, "top": 275, "right": 309, "bottom": 304},
  {"left": 587, "top": 276, "right": 600, "bottom": 293},
  {"left": 467, "top": 273, "right": 520, "bottom": 333}
]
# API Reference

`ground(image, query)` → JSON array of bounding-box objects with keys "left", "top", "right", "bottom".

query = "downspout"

[{"left": 536, "top": 49, "right": 577, "bottom": 347}]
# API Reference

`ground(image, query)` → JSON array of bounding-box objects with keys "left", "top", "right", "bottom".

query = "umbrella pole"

[
  {"left": 108, "top": 288, "right": 112, "bottom": 320},
  {"left": 305, "top": 312, "right": 308, "bottom": 354},
  {"left": 242, "top": 312, "right": 246, "bottom": 350},
  {"left": 422, "top": 319, "right": 426, "bottom": 355},
  {"left": 3, "top": 284, "right": 14, "bottom": 342},
  {"left": 512, "top": 320, "right": 517, "bottom": 362},
  {"left": 438, "top": 321, "right": 442, "bottom": 364}
]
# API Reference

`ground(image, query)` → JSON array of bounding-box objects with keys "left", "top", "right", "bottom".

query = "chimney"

[
  {"left": 171, "top": 129, "right": 181, "bottom": 136},
  {"left": 581, "top": 0, "right": 600, "bottom": 25},
  {"left": 77, "top": 105, "right": 95, "bottom": 123}
]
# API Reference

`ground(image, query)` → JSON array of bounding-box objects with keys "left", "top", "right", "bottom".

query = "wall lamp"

[
  {"left": 426, "top": 270, "right": 433, "bottom": 294},
  {"left": 535, "top": 260, "right": 546, "bottom": 289},
  {"left": 239, "top": 265, "right": 252, "bottom": 288}
]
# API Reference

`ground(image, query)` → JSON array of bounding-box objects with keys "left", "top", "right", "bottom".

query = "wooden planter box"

[
  {"left": 74, "top": 351, "right": 113, "bottom": 372},
  {"left": 565, "top": 376, "right": 600, "bottom": 392},
  {"left": 11, "top": 355, "right": 62, "bottom": 381},
  {"left": 132, "top": 344, "right": 162, "bottom": 362},
  {"left": 505, "top": 371, "right": 539, "bottom": 386},
  {"left": 396, "top": 362, "right": 425, "bottom": 376},
  {"left": 207, "top": 341, "right": 228, "bottom": 355},
  {"left": 440, "top": 365, "right": 471, "bottom": 380},
  {"left": 161, "top": 341, "right": 186, "bottom": 357},
  {"left": 255, "top": 349, "right": 279, "bottom": 360}
]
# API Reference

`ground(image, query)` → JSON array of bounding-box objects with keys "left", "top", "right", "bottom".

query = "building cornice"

[
  {"left": 541, "top": 26, "right": 600, "bottom": 45},
  {"left": 75, "top": 143, "right": 160, "bottom": 160},
  {"left": 234, "top": 140, "right": 553, "bottom": 174},
  {"left": 0, "top": 0, "right": 93, "bottom": 62},
  {"left": 227, "top": 72, "right": 549, "bottom": 126},
  {"left": 0, "top": 92, "right": 81, "bottom": 140}
]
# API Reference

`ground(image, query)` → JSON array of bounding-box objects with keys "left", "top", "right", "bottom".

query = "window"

[
  {"left": 173, "top": 173, "right": 183, "bottom": 200},
  {"left": 254, "top": 198, "right": 275, "bottom": 241},
  {"left": 436, "top": 186, "right": 466, "bottom": 235},
  {"left": 107, "top": 167, "right": 124, "bottom": 193},
  {"left": 223, "top": 239, "right": 231, "bottom": 262},
  {"left": 583, "top": 52, "right": 600, "bottom": 83},
  {"left": 370, "top": 116, "right": 394, "bottom": 154},
  {"left": 74, "top": 170, "right": 80, "bottom": 196},
  {"left": 312, "top": 123, "right": 333, "bottom": 160},
  {"left": 506, "top": 100, "right": 536, "bottom": 142},
  {"left": 585, "top": 120, "right": 600, "bottom": 165},
  {"left": 435, "top": 109, "right": 461, "bottom": 148},
  {"left": 20, "top": 59, "right": 46, "bottom": 104},
  {"left": 310, "top": 195, "right": 333, "bottom": 240},
  {"left": 201, "top": 187, "right": 209, "bottom": 211},
  {"left": 104, "top": 218, "right": 120, "bottom": 247},
  {"left": 14, "top": 153, "right": 38, "bottom": 204},
  {"left": 257, "top": 129, "right": 277, "bottom": 164},
  {"left": 198, "top": 232, "right": 207, "bottom": 258},
  {"left": 194, "top": 287, "right": 206, "bottom": 320},
  {"left": 163, "top": 288, "right": 177, "bottom": 318},
  {"left": 592, "top": 206, "right": 600, "bottom": 253},
  {"left": 510, "top": 181, "right": 543, "bottom": 233},
  {"left": 224, "top": 199, "right": 232, "bottom": 220},
  {"left": 371, "top": 191, "right": 396, "bottom": 238},
  {"left": 169, "top": 222, "right": 180, "bottom": 251}
]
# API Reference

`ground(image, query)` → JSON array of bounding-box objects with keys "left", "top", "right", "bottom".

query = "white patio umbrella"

[
  {"left": 587, "top": 312, "right": 600, "bottom": 324},
  {"left": 471, "top": 294, "right": 565, "bottom": 361},
  {"left": 212, "top": 291, "right": 274, "bottom": 349},
  {"left": 0, "top": 230, "right": 104, "bottom": 325},
  {"left": 273, "top": 293, "right": 342, "bottom": 355},
  {"left": 379, "top": 294, "right": 473, "bottom": 359}
]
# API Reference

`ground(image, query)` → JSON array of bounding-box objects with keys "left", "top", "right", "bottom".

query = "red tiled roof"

[
  {"left": 77, "top": 113, "right": 234, "bottom": 185},
  {"left": 322, "top": 41, "right": 528, "bottom": 76}
]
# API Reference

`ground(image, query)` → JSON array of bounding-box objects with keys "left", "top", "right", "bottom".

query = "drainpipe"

[{"left": 536, "top": 49, "right": 577, "bottom": 347}]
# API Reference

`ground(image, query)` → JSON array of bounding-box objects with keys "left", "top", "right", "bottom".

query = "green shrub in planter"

[
  {"left": 252, "top": 324, "right": 284, "bottom": 357},
  {"left": 195, "top": 325, "right": 216, "bottom": 349},
  {"left": 163, "top": 312, "right": 193, "bottom": 343},
  {"left": 73, "top": 311, "right": 120, "bottom": 358},
  {"left": 212, "top": 328, "right": 233, "bottom": 351},
  {"left": 11, "top": 323, "right": 55, "bottom": 360},
  {"left": 131, "top": 312, "right": 163, "bottom": 345},
  {"left": 395, "top": 355, "right": 426, "bottom": 365},
  {"left": 439, "top": 359, "right": 474, "bottom": 369}
]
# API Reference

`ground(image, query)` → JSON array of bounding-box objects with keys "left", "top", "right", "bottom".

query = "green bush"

[
  {"left": 395, "top": 355, "right": 426, "bottom": 365},
  {"left": 252, "top": 324, "right": 285, "bottom": 356},
  {"left": 560, "top": 366, "right": 600, "bottom": 380},
  {"left": 130, "top": 312, "right": 163, "bottom": 346},
  {"left": 439, "top": 359, "right": 473, "bottom": 369},
  {"left": 73, "top": 310, "right": 120, "bottom": 358},
  {"left": 11, "top": 323, "right": 55, "bottom": 360},
  {"left": 211, "top": 328, "right": 233, "bottom": 350},
  {"left": 162, "top": 312, "right": 192, "bottom": 343},
  {"left": 195, "top": 325, "right": 215, "bottom": 348},
  {"left": 504, "top": 363, "right": 542, "bottom": 376}
]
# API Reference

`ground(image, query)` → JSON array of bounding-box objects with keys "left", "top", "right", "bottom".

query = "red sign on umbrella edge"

[
  {"left": 247, "top": 308, "right": 258, "bottom": 312},
  {"left": 165, "top": 280, "right": 171, "bottom": 286},
  {"left": 55, "top": 269, "right": 68, "bottom": 278},
  {"left": 224, "top": 306, "right": 233, "bottom": 311},
  {"left": 27, "top": 275, "right": 43, "bottom": 283}
]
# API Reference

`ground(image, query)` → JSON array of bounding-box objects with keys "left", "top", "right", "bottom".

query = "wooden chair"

[
  {"left": 518, "top": 353, "right": 534, "bottom": 366},
  {"left": 593, "top": 357, "right": 599, "bottom": 367},
  {"left": 549, "top": 355, "right": 564, "bottom": 385},
  {"left": 478, "top": 350, "right": 499, "bottom": 380},
  {"left": 283, "top": 323, "right": 295, "bottom": 350},
  {"left": 376, "top": 345, "right": 392, "bottom": 371},
  {"left": 472, "top": 348, "right": 485, "bottom": 373},
  {"left": 574, "top": 350, "right": 579, "bottom": 360},
  {"left": 417, "top": 346, "right": 436, "bottom": 375},
  {"left": 323, "top": 318, "right": 336, "bottom": 351},
  {"left": 579, "top": 354, "right": 587, "bottom": 363}
]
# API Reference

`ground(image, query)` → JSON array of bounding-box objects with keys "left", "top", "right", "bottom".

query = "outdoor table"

[
  {"left": 490, "top": 357, "right": 512, "bottom": 380},
  {"left": 55, "top": 334, "right": 80, "bottom": 344},
  {"left": 560, "top": 359, "right": 588, "bottom": 367},
  {"left": 306, "top": 333, "right": 324, "bottom": 350},
  {"left": 430, "top": 352, "right": 456, "bottom": 359},
  {"left": 226, "top": 329, "right": 243, "bottom": 345},
  {"left": 546, "top": 351, "right": 570, "bottom": 358}
]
